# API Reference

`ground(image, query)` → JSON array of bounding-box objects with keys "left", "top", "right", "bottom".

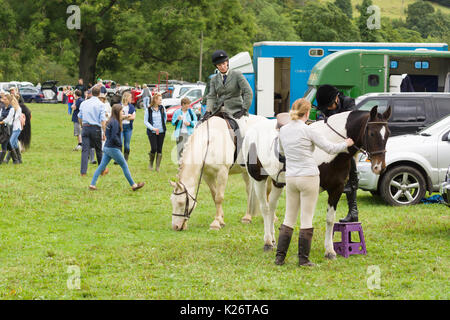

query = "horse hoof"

[
  {"left": 263, "top": 244, "right": 273, "bottom": 252},
  {"left": 324, "top": 252, "right": 337, "bottom": 260}
]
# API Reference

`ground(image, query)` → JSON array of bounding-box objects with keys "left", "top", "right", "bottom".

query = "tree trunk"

[{"left": 78, "top": 26, "right": 100, "bottom": 85}]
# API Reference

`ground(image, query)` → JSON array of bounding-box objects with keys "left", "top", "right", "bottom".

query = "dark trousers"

[
  {"left": 147, "top": 129, "right": 165, "bottom": 154},
  {"left": 81, "top": 125, "right": 103, "bottom": 174}
]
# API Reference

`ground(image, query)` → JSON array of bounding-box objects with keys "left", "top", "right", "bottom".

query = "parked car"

[
  {"left": 356, "top": 93, "right": 450, "bottom": 137},
  {"left": 41, "top": 80, "right": 59, "bottom": 103},
  {"left": 10, "top": 81, "right": 34, "bottom": 89},
  {"left": 0, "top": 82, "right": 15, "bottom": 92},
  {"left": 357, "top": 115, "right": 450, "bottom": 206},
  {"left": 441, "top": 165, "right": 450, "bottom": 206},
  {"left": 19, "top": 87, "right": 44, "bottom": 103},
  {"left": 166, "top": 98, "right": 202, "bottom": 122},
  {"left": 162, "top": 85, "right": 205, "bottom": 109}
]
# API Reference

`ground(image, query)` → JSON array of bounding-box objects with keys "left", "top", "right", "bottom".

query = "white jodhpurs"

[{"left": 283, "top": 175, "right": 320, "bottom": 229}]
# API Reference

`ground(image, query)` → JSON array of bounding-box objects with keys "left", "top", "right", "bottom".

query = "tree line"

[{"left": 0, "top": 0, "right": 448, "bottom": 86}]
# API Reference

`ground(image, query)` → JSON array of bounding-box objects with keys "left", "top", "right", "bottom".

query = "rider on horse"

[
  {"left": 202, "top": 50, "right": 253, "bottom": 122},
  {"left": 316, "top": 84, "right": 359, "bottom": 223}
]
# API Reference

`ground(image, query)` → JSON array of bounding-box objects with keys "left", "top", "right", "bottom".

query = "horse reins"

[
  {"left": 324, "top": 116, "right": 388, "bottom": 160},
  {"left": 172, "top": 119, "right": 210, "bottom": 220}
]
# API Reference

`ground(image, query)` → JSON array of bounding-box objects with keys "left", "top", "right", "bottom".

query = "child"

[
  {"left": 172, "top": 97, "right": 197, "bottom": 162},
  {"left": 72, "top": 90, "right": 84, "bottom": 151},
  {"left": 67, "top": 89, "right": 74, "bottom": 115}
]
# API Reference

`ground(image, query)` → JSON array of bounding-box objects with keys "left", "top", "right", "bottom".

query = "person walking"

[
  {"left": 120, "top": 91, "right": 136, "bottom": 162},
  {"left": 275, "top": 98, "right": 354, "bottom": 267},
  {"left": 172, "top": 97, "right": 197, "bottom": 162},
  {"left": 72, "top": 90, "right": 84, "bottom": 151},
  {"left": 78, "top": 86, "right": 107, "bottom": 176},
  {"left": 137, "top": 84, "right": 151, "bottom": 109},
  {"left": 75, "top": 78, "right": 86, "bottom": 99},
  {"left": 0, "top": 93, "right": 23, "bottom": 164},
  {"left": 89, "top": 104, "right": 145, "bottom": 191},
  {"left": 316, "top": 84, "right": 359, "bottom": 223},
  {"left": 144, "top": 93, "right": 166, "bottom": 172}
]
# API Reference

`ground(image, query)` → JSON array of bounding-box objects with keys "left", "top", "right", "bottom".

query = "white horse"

[
  {"left": 170, "top": 114, "right": 265, "bottom": 231},
  {"left": 242, "top": 107, "right": 391, "bottom": 256}
]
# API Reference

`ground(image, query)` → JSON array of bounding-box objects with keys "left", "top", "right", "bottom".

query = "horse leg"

[
  {"left": 324, "top": 189, "right": 343, "bottom": 260},
  {"left": 252, "top": 178, "right": 274, "bottom": 251},
  {"left": 209, "top": 166, "right": 228, "bottom": 230},
  {"left": 241, "top": 172, "right": 259, "bottom": 223},
  {"left": 268, "top": 183, "right": 284, "bottom": 247}
]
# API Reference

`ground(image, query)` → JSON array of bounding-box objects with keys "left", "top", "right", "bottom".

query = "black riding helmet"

[
  {"left": 316, "top": 84, "right": 339, "bottom": 110},
  {"left": 212, "top": 50, "right": 229, "bottom": 65}
]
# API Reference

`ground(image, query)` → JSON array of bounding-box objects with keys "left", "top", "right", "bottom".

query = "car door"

[
  {"left": 438, "top": 129, "right": 450, "bottom": 185},
  {"left": 390, "top": 98, "right": 427, "bottom": 136}
]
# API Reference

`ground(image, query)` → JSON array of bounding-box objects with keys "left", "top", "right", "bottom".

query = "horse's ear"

[
  {"left": 369, "top": 105, "right": 378, "bottom": 120},
  {"left": 382, "top": 106, "right": 392, "bottom": 120}
]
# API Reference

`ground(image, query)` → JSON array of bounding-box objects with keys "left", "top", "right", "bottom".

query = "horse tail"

[{"left": 19, "top": 104, "right": 32, "bottom": 150}]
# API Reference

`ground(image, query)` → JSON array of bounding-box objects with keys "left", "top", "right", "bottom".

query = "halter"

[
  {"left": 172, "top": 119, "right": 210, "bottom": 220},
  {"left": 324, "top": 116, "right": 388, "bottom": 160}
]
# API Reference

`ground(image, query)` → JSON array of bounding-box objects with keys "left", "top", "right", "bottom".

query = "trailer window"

[
  {"left": 309, "top": 49, "right": 324, "bottom": 57},
  {"left": 368, "top": 74, "right": 380, "bottom": 87}
]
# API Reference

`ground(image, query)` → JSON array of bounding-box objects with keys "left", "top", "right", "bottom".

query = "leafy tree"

[
  {"left": 294, "top": 1, "right": 360, "bottom": 42},
  {"left": 335, "top": 0, "right": 353, "bottom": 19},
  {"left": 356, "top": 0, "right": 384, "bottom": 42}
]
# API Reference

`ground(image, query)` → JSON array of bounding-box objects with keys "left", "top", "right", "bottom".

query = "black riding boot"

[
  {"left": 124, "top": 150, "right": 130, "bottom": 162},
  {"left": 10, "top": 148, "right": 20, "bottom": 164},
  {"left": 14, "top": 148, "right": 22, "bottom": 164},
  {"left": 275, "top": 224, "right": 294, "bottom": 265},
  {"left": 0, "top": 151, "right": 6, "bottom": 164},
  {"left": 340, "top": 189, "right": 359, "bottom": 222},
  {"left": 155, "top": 153, "right": 162, "bottom": 172},
  {"left": 298, "top": 228, "right": 315, "bottom": 267}
]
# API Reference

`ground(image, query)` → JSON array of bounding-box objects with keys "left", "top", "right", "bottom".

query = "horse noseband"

[{"left": 172, "top": 182, "right": 197, "bottom": 220}]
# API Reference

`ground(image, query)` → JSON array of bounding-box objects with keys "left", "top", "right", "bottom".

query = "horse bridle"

[
  {"left": 172, "top": 119, "right": 210, "bottom": 220},
  {"left": 324, "top": 116, "right": 388, "bottom": 160}
]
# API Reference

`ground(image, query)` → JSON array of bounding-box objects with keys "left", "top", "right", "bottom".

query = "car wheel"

[{"left": 379, "top": 165, "right": 426, "bottom": 206}]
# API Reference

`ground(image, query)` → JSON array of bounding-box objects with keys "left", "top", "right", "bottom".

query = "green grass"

[
  {"left": 321, "top": 0, "right": 450, "bottom": 19},
  {"left": 0, "top": 103, "right": 448, "bottom": 299}
]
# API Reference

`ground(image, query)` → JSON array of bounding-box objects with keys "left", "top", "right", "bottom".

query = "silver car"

[{"left": 357, "top": 115, "right": 450, "bottom": 206}]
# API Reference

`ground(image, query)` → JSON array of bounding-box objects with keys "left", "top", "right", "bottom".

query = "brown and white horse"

[
  {"left": 242, "top": 106, "right": 391, "bottom": 258},
  {"left": 170, "top": 114, "right": 265, "bottom": 231}
]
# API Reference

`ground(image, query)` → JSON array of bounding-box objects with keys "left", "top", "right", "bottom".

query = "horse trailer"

[{"left": 228, "top": 41, "right": 448, "bottom": 118}]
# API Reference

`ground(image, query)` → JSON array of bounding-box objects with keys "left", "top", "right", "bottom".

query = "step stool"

[{"left": 333, "top": 222, "right": 367, "bottom": 258}]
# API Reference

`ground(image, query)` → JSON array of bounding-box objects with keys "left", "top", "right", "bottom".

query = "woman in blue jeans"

[
  {"left": 89, "top": 104, "right": 144, "bottom": 191},
  {"left": 120, "top": 92, "right": 136, "bottom": 162}
]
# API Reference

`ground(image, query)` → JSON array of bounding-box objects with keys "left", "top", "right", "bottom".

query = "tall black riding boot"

[
  {"left": 14, "top": 148, "right": 22, "bottom": 164},
  {"left": 275, "top": 224, "right": 294, "bottom": 265},
  {"left": 124, "top": 150, "right": 130, "bottom": 162},
  {"left": 10, "top": 148, "right": 20, "bottom": 164},
  {"left": 0, "top": 151, "right": 6, "bottom": 164},
  {"left": 298, "top": 228, "right": 315, "bottom": 267},
  {"left": 340, "top": 189, "right": 359, "bottom": 223}
]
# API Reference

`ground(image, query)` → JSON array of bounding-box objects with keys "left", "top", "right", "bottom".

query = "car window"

[
  {"left": 435, "top": 98, "right": 450, "bottom": 118},
  {"left": 391, "top": 99, "right": 426, "bottom": 122},
  {"left": 177, "top": 87, "right": 191, "bottom": 97},
  {"left": 357, "top": 99, "right": 389, "bottom": 113},
  {"left": 186, "top": 89, "right": 202, "bottom": 100}
]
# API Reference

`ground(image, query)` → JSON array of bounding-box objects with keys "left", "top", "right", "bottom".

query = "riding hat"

[
  {"left": 212, "top": 50, "right": 229, "bottom": 65},
  {"left": 316, "top": 84, "right": 339, "bottom": 109}
]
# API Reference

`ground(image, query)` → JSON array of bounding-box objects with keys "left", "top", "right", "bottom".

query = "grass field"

[
  {"left": 321, "top": 0, "right": 450, "bottom": 19},
  {"left": 0, "top": 103, "right": 448, "bottom": 300}
]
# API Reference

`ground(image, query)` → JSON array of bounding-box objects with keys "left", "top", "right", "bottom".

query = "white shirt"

[
  {"left": 180, "top": 110, "right": 188, "bottom": 134},
  {"left": 279, "top": 120, "right": 348, "bottom": 177},
  {"left": 3, "top": 107, "right": 22, "bottom": 131}
]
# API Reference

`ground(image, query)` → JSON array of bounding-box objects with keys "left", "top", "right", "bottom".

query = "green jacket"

[{"left": 207, "top": 69, "right": 253, "bottom": 115}]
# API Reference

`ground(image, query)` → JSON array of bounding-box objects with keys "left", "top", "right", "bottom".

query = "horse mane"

[
  {"left": 346, "top": 110, "right": 370, "bottom": 143},
  {"left": 177, "top": 122, "right": 205, "bottom": 179},
  {"left": 19, "top": 102, "right": 31, "bottom": 150}
]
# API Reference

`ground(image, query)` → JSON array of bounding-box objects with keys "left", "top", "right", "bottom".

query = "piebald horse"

[
  {"left": 170, "top": 114, "right": 265, "bottom": 231},
  {"left": 242, "top": 106, "right": 391, "bottom": 258}
]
